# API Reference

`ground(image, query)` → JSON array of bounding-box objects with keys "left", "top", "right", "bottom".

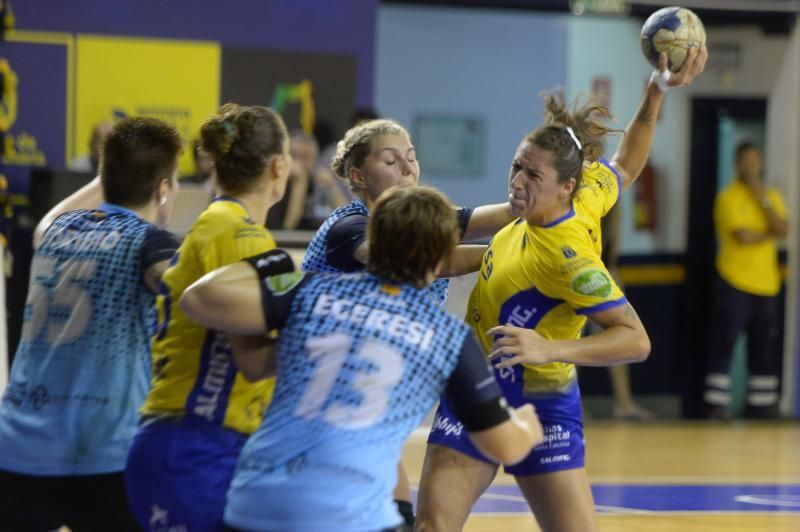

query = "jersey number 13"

[{"left": 294, "top": 332, "right": 405, "bottom": 430}]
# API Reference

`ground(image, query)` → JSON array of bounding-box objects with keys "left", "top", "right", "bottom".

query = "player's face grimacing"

[
  {"left": 359, "top": 134, "right": 420, "bottom": 200},
  {"left": 508, "top": 141, "right": 568, "bottom": 225}
]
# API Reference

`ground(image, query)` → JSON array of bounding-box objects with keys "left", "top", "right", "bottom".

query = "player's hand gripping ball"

[{"left": 641, "top": 6, "right": 706, "bottom": 72}]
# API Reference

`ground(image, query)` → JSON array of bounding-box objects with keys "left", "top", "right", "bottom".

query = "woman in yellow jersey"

[
  {"left": 417, "top": 49, "right": 707, "bottom": 532},
  {"left": 125, "top": 104, "right": 293, "bottom": 532}
]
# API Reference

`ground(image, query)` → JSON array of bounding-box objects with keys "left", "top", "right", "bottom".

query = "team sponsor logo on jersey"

[
  {"left": 432, "top": 412, "right": 464, "bottom": 437},
  {"left": 193, "top": 333, "right": 233, "bottom": 422},
  {"left": 559, "top": 257, "right": 593, "bottom": 276},
  {"left": 540, "top": 454, "right": 571, "bottom": 464},
  {"left": 561, "top": 245, "right": 577, "bottom": 259},
  {"left": 571, "top": 268, "right": 612, "bottom": 297},
  {"left": 235, "top": 226, "right": 269, "bottom": 239},
  {"left": 30, "top": 385, "right": 50, "bottom": 411},
  {"left": 266, "top": 272, "right": 305, "bottom": 295}
]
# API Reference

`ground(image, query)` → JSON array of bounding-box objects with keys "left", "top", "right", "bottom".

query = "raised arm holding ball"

[{"left": 415, "top": 18, "right": 707, "bottom": 532}]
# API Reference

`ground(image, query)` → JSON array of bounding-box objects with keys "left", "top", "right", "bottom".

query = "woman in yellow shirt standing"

[
  {"left": 125, "top": 104, "right": 294, "bottom": 532},
  {"left": 705, "top": 141, "right": 788, "bottom": 419}
]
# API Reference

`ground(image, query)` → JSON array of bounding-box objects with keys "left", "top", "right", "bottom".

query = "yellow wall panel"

[{"left": 76, "top": 35, "right": 220, "bottom": 175}]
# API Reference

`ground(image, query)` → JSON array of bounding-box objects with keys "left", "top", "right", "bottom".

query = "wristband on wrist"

[{"left": 649, "top": 69, "right": 672, "bottom": 93}]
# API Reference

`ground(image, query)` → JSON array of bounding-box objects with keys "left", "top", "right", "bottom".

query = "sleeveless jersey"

[
  {"left": 0, "top": 205, "right": 169, "bottom": 474},
  {"left": 140, "top": 198, "right": 277, "bottom": 435}
]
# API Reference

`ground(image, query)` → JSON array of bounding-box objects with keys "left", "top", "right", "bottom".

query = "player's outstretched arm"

[
  {"left": 488, "top": 302, "right": 650, "bottom": 367},
  {"left": 33, "top": 176, "right": 104, "bottom": 249},
  {"left": 469, "top": 404, "right": 544, "bottom": 465},
  {"left": 611, "top": 46, "right": 707, "bottom": 192},
  {"left": 181, "top": 248, "right": 295, "bottom": 335},
  {"left": 181, "top": 262, "right": 267, "bottom": 335},
  {"left": 461, "top": 202, "right": 515, "bottom": 242},
  {"left": 438, "top": 245, "right": 487, "bottom": 278}
]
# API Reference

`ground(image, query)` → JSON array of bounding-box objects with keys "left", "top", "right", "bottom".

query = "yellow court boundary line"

[{"left": 5, "top": 29, "right": 75, "bottom": 165}]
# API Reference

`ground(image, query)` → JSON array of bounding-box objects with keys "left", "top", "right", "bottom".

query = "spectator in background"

[
  {"left": 318, "top": 108, "right": 381, "bottom": 173},
  {"left": 317, "top": 108, "right": 381, "bottom": 204},
  {"left": 295, "top": 130, "right": 347, "bottom": 228},
  {"left": 267, "top": 130, "right": 347, "bottom": 229},
  {"left": 69, "top": 121, "right": 113, "bottom": 175},
  {"left": 704, "top": 141, "right": 788, "bottom": 419}
]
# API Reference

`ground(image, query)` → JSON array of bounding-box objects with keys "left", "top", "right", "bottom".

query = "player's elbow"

[{"left": 179, "top": 283, "right": 212, "bottom": 326}]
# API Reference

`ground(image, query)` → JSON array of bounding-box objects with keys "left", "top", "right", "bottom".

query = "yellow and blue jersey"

[
  {"left": 468, "top": 159, "right": 627, "bottom": 395},
  {"left": 141, "top": 198, "right": 277, "bottom": 435}
]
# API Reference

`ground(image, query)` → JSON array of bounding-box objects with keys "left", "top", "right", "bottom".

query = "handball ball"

[{"left": 641, "top": 6, "right": 706, "bottom": 72}]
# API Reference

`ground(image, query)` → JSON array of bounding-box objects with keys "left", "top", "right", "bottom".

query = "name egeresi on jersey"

[{"left": 312, "top": 293, "right": 435, "bottom": 350}]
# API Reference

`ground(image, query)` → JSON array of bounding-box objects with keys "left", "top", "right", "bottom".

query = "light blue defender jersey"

[
  {"left": 301, "top": 199, "right": 470, "bottom": 306},
  {"left": 224, "top": 271, "right": 500, "bottom": 532},
  {"left": 0, "top": 204, "right": 178, "bottom": 475}
]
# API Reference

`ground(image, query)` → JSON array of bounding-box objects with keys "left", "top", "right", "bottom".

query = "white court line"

[
  {"left": 735, "top": 495, "right": 800, "bottom": 508},
  {"left": 477, "top": 493, "right": 526, "bottom": 502},
  {"left": 410, "top": 485, "right": 800, "bottom": 515},
  {"left": 478, "top": 493, "right": 651, "bottom": 514},
  {"left": 594, "top": 505, "right": 653, "bottom": 514},
  {"left": 611, "top": 510, "right": 800, "bottom": 515},
  {"left": 589, "top": 476, "right": 800, "bottom": 484},
  {"left": 470, "top": 510, "right": 800, "bottom": 517}
]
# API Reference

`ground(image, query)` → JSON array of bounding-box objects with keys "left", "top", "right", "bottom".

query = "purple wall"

[{"left": 13, "top": 0, "right": 377, "bottom": 105}]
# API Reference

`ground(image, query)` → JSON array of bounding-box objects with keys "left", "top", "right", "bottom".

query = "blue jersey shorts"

[
  {"left": 427, "top": 363, "right": 585, "bottom": 476},
  {"left": 125, "top": 417, "right": 249, "bottom": 532}
]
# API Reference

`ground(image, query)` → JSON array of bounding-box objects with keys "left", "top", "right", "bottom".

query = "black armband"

[
  {"left": 457, "top": 396, "right": 511, "bottom": 433},
  {"left": 244, "top": 249, "right": 295, "bottom": 279}
]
